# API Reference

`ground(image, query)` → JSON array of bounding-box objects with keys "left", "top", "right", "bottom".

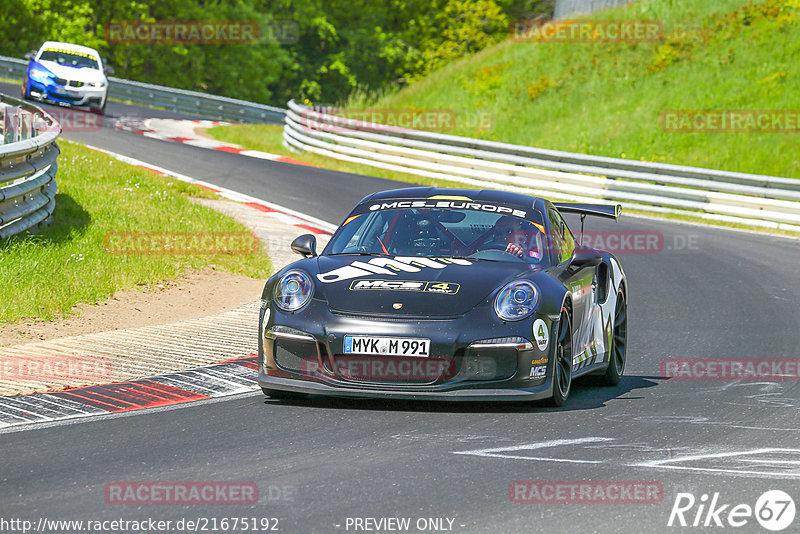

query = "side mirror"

[
  {"left": 291, "top": 234, "right": 317, "bottom": 258},
  {"left": 24, "top": 50, "right": 36, "bottom": 61},
  {"left": 570, "top": 246, "right": 602, "bottom": 268},
  {"left": 104, "top": 65, "right": 115, "bottom": 75}
]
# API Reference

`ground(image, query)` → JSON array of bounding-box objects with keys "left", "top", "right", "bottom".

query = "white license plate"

[{"left": 343, "top": 336, "right": 430, "bottom": 357}]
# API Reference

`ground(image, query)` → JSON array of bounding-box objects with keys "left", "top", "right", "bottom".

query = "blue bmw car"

[{"left": 22, "top": 41, "right": 111, "bottom": 115}]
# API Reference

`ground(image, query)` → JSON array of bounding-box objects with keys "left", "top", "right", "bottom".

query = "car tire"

[
  {"left": 599, "top": 288, "right": 626, "bottom": 386},
  {"left": 21, "top": 84, "right": 30, "bottom": 100},
  {"left": 547, "top": 307, "right": 573, "bottom": 407},
  {"left": 92, "top": 99, "right": 106, "bottom": 116}
]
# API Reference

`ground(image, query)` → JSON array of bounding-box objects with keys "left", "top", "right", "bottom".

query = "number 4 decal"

[
  {"left": 424, "top": 282, "right": 460, "bottom": 294},
  {"left": 532, "top": 319, "right": 549, "bottom": 351}
]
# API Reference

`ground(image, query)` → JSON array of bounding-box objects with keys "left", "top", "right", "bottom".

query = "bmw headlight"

[
  {"left": 89, "top": 81, "right": 106, "bottom": 88},
  {"left": 29, "top": 69, "right": 51, "bottom": 81},
  {"left": 494, "top": 280, "right": 539, "bottom": 321},
  {"left": 273, "top": 270, "right": 314, "bottom": 312}
]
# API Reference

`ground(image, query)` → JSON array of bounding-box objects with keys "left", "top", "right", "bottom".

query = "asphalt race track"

[{"left": 2, "top": 83, "right": 800, "bottom": 533}]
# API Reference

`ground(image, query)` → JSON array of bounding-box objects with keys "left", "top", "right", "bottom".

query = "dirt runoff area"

[{"left": 0, "top": 268, "right": 265, "bottom": 347}]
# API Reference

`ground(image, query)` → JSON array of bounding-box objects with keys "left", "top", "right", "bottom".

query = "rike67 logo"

[{"left": 668, "top": 490, "right": 796, "bottom": 531}]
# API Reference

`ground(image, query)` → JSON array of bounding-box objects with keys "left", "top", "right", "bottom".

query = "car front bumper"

[
  {"left": 28, "top": 79, "right": 106, "bottom": 108},
  {"left": 259, "top": 374, "right": 554, "bottom": 401},
  {"left": 258, "top": 300, "right": 559, "bottom": 402}
]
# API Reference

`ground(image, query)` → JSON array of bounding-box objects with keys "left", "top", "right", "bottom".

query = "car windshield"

[
  {"left": 326, "top": 202, "right": 548, "bottom": 265},
  {"left": 39, "top": 49, "right": 100, "bottom": 70}
]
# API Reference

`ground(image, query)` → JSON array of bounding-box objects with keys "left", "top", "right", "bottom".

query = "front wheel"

[
  {"left": 547, "top": 307, "right": 573, "bottom": 407},
  {"left": 599, "top": 288, "right": 627, "bottom": 386},
  {"left": 92, "top": 99, "right": 106, "bottom": 116}
]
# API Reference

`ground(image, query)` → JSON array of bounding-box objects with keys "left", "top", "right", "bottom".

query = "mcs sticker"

[{"left": 529, "top": 365, "right": 547, "bottom": 378}]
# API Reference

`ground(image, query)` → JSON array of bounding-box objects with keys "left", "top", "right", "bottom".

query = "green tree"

[{"left": 1, "top": 0, "right": 554, "bottom": 106}]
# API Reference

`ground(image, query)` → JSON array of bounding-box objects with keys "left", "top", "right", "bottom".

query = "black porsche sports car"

[{"left": 258, "top": 187, "right": 627, "bottom": 405}]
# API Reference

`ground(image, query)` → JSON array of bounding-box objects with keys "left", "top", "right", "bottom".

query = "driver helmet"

[{"left": 493, "top": 216, "right": 541, "bottom": 260}]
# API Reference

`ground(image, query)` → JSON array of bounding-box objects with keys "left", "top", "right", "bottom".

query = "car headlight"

[
  {"left": 89, "top": 81, "right": 106, "bottom": 88},
  {"left": 29, "top": 69, "right": 52, "bottom": 81},
  {"left": 494, "top": 280, "right": 539, "bottom": 321},
  {"left": 273, "top": 270, "right": 314, "bottom": 312}
]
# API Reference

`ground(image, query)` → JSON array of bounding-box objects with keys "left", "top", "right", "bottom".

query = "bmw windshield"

[
  {"left": 39, "top": 49, "right": 100, "bottom": 70},
  {"left": 326, "top": 200, "right": 549, "bottom": 265}
]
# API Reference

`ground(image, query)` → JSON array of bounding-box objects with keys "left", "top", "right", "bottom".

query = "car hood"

[
  {"left": 37, "top": 61, "right": 105, "bottom": 83},
  {"left": 312, "top": 255, "right": 533, "bottom": 317}
]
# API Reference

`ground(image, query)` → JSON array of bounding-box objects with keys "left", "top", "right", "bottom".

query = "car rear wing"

[{"left": 553, "top": 203, "right": 621, "bottom": 221}]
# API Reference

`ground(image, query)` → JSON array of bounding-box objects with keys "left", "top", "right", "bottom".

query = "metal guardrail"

[
  {"left": 0, "top": 56, "right": 27, "bottom": 81},
  {"left": 0, "top": 55, "right": 285, "bottom": 124},
  {"left": 107, "top": 78, "right": 286, "bottom": 123},
  {"left": 283, "top": 100, "right": 800, "bottom": 232},
  {"left": 0, "top": 93, "right": 60, "bottom": 239}
]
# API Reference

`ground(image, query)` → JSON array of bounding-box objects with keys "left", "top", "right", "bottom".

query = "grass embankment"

[
  {"left": 209, "top": 0, "right": 800, "bottom": 179},
  {"left": 0, "top": 141, "right": 271, "bottom": 323},
  {"left": 360, "top": 0, "right": 800, "bottom": 178}
]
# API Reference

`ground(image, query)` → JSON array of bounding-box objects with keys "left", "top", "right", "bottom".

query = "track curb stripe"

[
  {"left": 114, "top": 117, "right": 310, "bottom": 166},
  {"left": 0, "top": 357, "right": 259, "bottom": 430}
]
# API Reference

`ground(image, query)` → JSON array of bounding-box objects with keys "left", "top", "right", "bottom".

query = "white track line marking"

[
  {"left": 457, "top": 438, "right": 800, "bottom": 479},
  {"left": 453, "top": 437, "right": 613, "bottom": 464},
  {"left": 631, "top": 448, "right": 800, "bottom": 478}
]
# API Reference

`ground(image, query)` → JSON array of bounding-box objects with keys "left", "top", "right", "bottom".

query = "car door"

[{"left": 548, "top": 208, "right": 596, "bottom": 367}]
